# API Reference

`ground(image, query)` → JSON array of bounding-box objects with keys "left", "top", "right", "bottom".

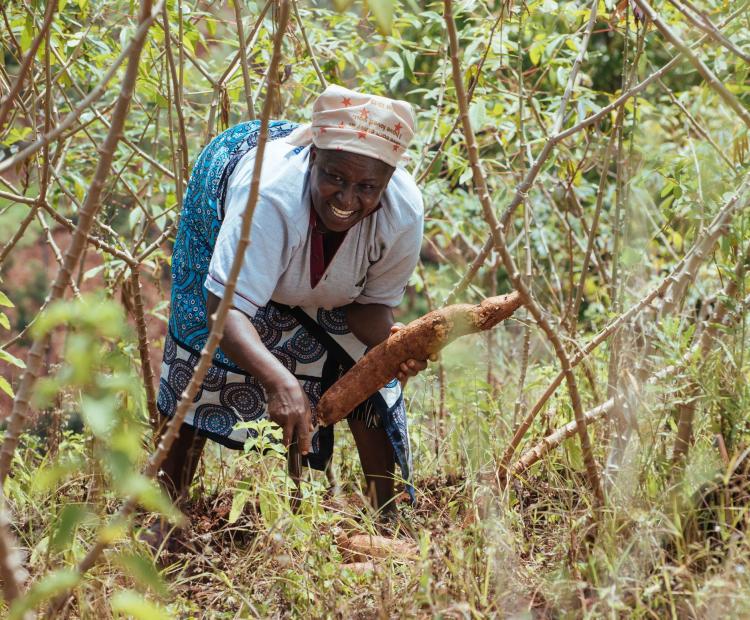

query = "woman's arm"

[
  {"left": 207, "top": 292, "right": 313, "bottom": 454},
  {"left": 345, "top": 302, "right": 394, "bottom": 347},
  {"left": 345, "top": 302, "right": 429, "bottom": 383}
]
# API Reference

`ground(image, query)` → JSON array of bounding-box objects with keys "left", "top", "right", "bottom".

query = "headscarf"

[{"left": 286, "top": 84, "right": 416, "bottom": 167}]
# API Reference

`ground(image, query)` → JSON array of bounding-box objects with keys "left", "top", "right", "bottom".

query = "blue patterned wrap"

[{"left": 157, "top": 120, "right": 414, "bottom": 501}]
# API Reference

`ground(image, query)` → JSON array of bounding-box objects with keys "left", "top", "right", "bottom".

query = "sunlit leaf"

[
  {"left": 81, "top": 394, "right": 117, "bottom": 437},
  {"left": 529, "top": 42, "right": 542, "bottom": 66},
  {"left": 332, "top": 0, "right": 355, "bottom": 11},
  {"left": 0, "top": 375, "right": 14, "bottom": 398},
  {"left": 83, "top": 264, "right": 106, "bottom": 281},
  {"left": 121, "top": 474, "right": 184, "bottom": 523},
  {"left": 0, "top": 348, "right": 25, "bottom": 368},
  {"left": 0, "top": 291, "right": 13, "bottom": 307},
  {"left": 98, "top": 519, "right": 130, "bottom": 545},
  {"left": 31, "top": 457, "right": 86, "bottom": 493},
  {"left": 229, "top": 488, "right": 250, "bottom": 524},
  {"left": 8, "top": 569, "right": 79, "bottom": 620},
  {"left": 116, "top": 553, "right": 169, "bottom": 598},
  {"left": 51, "top": 504, "right": 90, "bottom": 551},
  {"left": 110, "top": 590, "right": 168, "bottom": 620},
  {"left": 468, "top": 101, "right": 486, "bottom": 132},
  {"left": 367, "top": 0, "right": 393, "bottom": 34}
]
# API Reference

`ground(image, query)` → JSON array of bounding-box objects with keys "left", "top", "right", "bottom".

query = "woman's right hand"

[
  {"left": 206, "top": 295, "right": 315, "bottom": 457},
  {"left": 265, "top": 377, "right": 314, "bottom": 456}
]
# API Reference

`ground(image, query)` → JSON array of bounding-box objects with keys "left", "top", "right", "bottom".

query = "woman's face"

[{"left": 309, "top": 147, "right": 395, "bottom": 233}]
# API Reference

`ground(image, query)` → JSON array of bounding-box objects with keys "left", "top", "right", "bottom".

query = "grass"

[{"left": 4, "top": 328, "right": 750, "bottom": 618}]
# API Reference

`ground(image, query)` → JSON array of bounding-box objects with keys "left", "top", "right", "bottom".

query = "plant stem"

[
  {"left": 0, "top": 0, "right": 162, "bottom": 485},
  {"left": 444, "top": 0, "right": 605, "bottom": 504},
  {"left": 45, "top": 2, "right": 291, "bottom": 612}
]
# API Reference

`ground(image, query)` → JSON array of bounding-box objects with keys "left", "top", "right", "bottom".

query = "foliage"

[{"left": 0, "top": 0, "right": 749, "bottom": 616}]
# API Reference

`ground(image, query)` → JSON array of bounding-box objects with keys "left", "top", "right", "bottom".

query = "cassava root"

[
  {"left": 337, "top": 533, "right": 418, "bottom": 561},
  {"left": 318, "top": 292, "right": 523, "bottom": 426}
]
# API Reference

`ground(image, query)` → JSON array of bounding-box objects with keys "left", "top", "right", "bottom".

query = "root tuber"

[
  {"left": 318, "top": 292, "right": 523, "bottom": 426},
  {"left": 342, "top": 561, "right": 376, "bottom": 574},
  {"left": 338, "top": 534, "right": 418, "bottom": 561}
]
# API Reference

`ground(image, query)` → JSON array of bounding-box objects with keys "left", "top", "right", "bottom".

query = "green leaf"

[
  {"left": 529, "top": 42, "right": 542, "bottom": 66},
  {"left": 83, "top": 264, "right": 106, "bottom": 281},
  {"left": 368, "top": 0, "right": 393, "bottom": 34},
  {"left": 99, "top": 518, "right": 129, "bottom": 545},
  {"left": 110, "top": 590, "right": 168, "bottom": 620},
  {"left": 229, "top": 489, "right": 250, "bottom": 524},
  {"left": 121, "top": 474, "right": 184, "bottom": 523},
  {"left": 8, "top": 569, "right": 79, "bottom": 620},
  {"left": 0, "top": 312, "right": 9, "bottom": 330},
  {"left": 4, "top": 127, "right": 32, "bottom": 143},
  {"left": 0, "top": 348, "right": 25, "bottom": 368},
  {"left": 0, "top": 375, "right": 13, "bottom": 398},
  {"left": 20, "top": 14, "right": 33, "bottom": 50},
  {"left": 51, "top": 504, "right": 90, "bottom": 551},
  {"left": 0, "top": 291, "right": 13, "bottom": 307},
  {"left": 31, "top": 457, "right": 85, "bottom": 493},
  {"left": 540, "top": 0, "right": 558, "bottom": 12},
  {"left": 621, "top": 247, "right": 641, "bottom": 268},
  {"left": 128, "top": 208, "right": 142, "bottom": 231},
  {"left": 403, "top": 50, "right": 417, "bottom": 82},
  {"left": 332, "top": 0, "right": 354, "bottom": 11},
  {"left": 469, "top": 101, "right": 486, "bottom": 132},
  {"left": 258, "top": 487, "right": 280, "bottom": 527},
  {"left": 81, "top": 394, "right": 117, "bottom": 437},
  {"left": 556, "top": 66, "right": 568, "bottom": 87},
  {"left": 116, "top": 553, "right": 168, "bottom": 598}
]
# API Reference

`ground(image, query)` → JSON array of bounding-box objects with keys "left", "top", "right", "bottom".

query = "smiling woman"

[
  {"left": 153, "top": 86, "right": 427, "bottom": 540},
  {"left": 309, "top": 148, "right": 395, "bottom": 232}
]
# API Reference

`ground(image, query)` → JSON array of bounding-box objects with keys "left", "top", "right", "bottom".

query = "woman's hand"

[
  {"left": 389, "top": 323, "right": 437, "bottom": 384},
  {"left": 265, "top": 376, "right": 314, "bottom": 455},
  {"left": 345, "top": 304, "right": 436, "bottom": 385},
  {"left": 207, "top": 293, "right": 315, "bottom": 455}
]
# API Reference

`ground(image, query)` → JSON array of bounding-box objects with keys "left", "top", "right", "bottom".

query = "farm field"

[{"left": 1, "top": 0, "right": 749, "bottom": 617}]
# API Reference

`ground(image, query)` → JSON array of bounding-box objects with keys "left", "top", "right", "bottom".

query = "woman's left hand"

[{"left": 389, "top": 323, "right": 437, "bottom": 385}]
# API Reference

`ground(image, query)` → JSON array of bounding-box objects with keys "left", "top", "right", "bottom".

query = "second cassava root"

[{"left": 317, "top": 292, "right": 523, "bottom": 426}]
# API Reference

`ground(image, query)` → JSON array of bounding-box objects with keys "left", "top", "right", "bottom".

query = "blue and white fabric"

[{"left": 157, "top": 120, "right": 413, "bottom": 499}]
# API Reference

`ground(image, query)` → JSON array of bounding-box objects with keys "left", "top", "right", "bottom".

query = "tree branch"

[
  {"left": 502, "top": 174, "right": 750, "bottom": 477},
  {"left": 633, "top": 0, "right": 750, "bottom": 129},
  {"left": 292, "top": 0, "right": 327, "bottom": 89},
  {"left": 444, "top": 0, "right": 604, "bottom": 503},
  {"left": 0, "top": 4, "right": 164, "bottom": 174},
  {"left": 0, "top": 0, "right": 56, "bottom": 131},
  {"left": 129, "top": 268, "right": 159, "bottom": 430},
  {"left": 666, "top": 0, "right": 750, "bottom": 64},
  {"left": 0, "top": 0, "right": 161, "bottom": 486},
  {"left": 234, "top": 0, "right": 258, "bottom": 118},
  {"left": 45, "top": 2, "right": 291, "bottom": 612}
]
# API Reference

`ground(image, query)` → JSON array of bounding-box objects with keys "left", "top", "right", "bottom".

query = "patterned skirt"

[
  {"left": 156, "top": 120, "right": 412, "bottom": 497},
  {"left": 157, "top": 303, "right": 411, "bottom": 489}
]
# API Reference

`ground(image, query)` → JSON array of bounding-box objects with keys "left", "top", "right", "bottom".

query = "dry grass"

[{"left": 4, "top": 335, "right": 749, "bottom": 618}]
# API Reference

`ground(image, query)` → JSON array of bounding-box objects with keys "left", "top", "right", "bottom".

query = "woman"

[{"left": 156, "top": 85, "right": 427, "bottom": 513}]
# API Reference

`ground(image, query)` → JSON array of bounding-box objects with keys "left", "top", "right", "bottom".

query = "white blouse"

[{"left": 205, "top": 137, "right": 423, "bottom": 317}]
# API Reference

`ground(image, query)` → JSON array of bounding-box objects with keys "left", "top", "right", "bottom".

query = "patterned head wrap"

[{"left": 286, "top": 85, "right": 416, "bottom": 167}]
